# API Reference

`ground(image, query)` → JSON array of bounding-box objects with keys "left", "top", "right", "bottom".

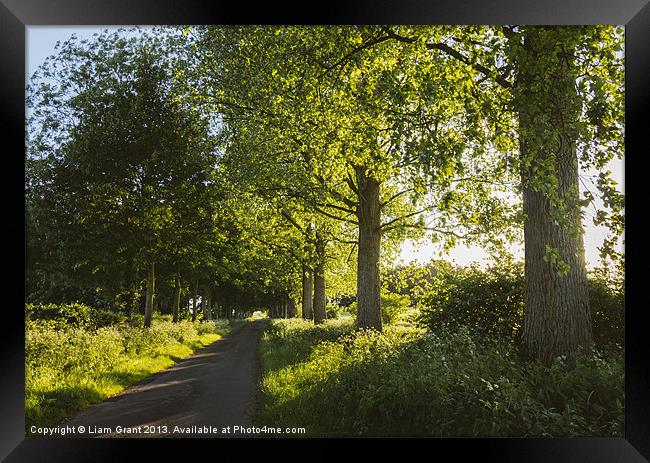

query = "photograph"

[
  {"left": 2, "top": 0, "right": 649, "bottom": 460},
  {"left": 22, "top": 24, "right": 626, "bottom": 440}
]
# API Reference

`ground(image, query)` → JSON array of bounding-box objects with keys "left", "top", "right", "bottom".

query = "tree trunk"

[
  {"left": 302, "top": 265, "right": 313, "bottom": 320},
  {"left": 516, "top": 28, "right": 592, "bottom": 364},
  {"left": 205, "top": 288, "right": 212, "bottom": 321},
  {"left": 144, "top": 262, "right": 155, "bottom": 328},
  {"left": 191, "top": 277, "right": 199, "bottom": 322},
  {"left": 313, "top": 238, "right": 327, "bottom": 324},
  {"left": 172, "top": 270, "right": 181, "bottom": 323},
  {"left": 129, "top": 281, "right": 140, "bottom": 320},
  {"left": 520, "top": 134, "right": 592, "bottom": 364},
  {"left": 127, "top": 266, "right": 140, "bottom": 320},
  {"left": 355, "top": 167, "right": 382, "bottom": 331}
]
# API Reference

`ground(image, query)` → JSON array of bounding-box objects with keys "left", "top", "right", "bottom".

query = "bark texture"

[
  {"left": 313, "top": 238, "right": 327, "bottom": 324},
  {"left": 191, "top": 277, "right": 199, "bottom": 322},
  {"left": 288, "top": 299, "right": 297, "bottom": 318},
  {"left": 355, "top": 167, "right": 382, "bottom": 331},
  {"left": 302, "top": 265, "right": 313, "bottom": 320},
  {"left": 520, "top": 133, "right": 592, "bottom": 364},
  {"left": 517, "top": 28, "right": 592, "bottom": 364},
  {"left": 204, "top": 288, "right": 212, "bottom": 321},
  {"left": 172, "top": 271, "right": 181, "bottom": 323},
  {"left": 144, "top": 262, "right": 155, "bottom": 328}
]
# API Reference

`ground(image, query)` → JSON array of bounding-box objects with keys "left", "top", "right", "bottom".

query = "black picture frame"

[{"left": 1, "top": 1, "right": 648, "bottom": 461}]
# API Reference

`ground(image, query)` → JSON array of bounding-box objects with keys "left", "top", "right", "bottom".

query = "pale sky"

[
  {"left": 27, "top": 26, "right": 625, "bottom": 270},
  {"left": 398, "top": 158, "right": 624, "bottom": 269}
]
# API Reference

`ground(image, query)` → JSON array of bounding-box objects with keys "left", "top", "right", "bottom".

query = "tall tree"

[
  {"left": 27, "top": 30, "right": 220, "bottom": 327},
  {"left": 187, "top": 26, "right": 513, "bottom": 331},
  {"left": 312, "top": 25, "right": 623, "bottom": 359},
  {"left": 507, "top": 26, "right": 624, "bottom": 362}
]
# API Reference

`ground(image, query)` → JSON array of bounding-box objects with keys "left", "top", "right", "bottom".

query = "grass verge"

[
  {"left": 26, "top": 318, "right": 234, "bottom": 431},
  {"left": 257, "top": 318, "right": 623, "bottom": 437}
]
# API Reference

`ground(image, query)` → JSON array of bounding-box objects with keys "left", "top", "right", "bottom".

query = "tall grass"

[
  {"left": 26, "top": 315, "right": 232, "bottom": 430},
  {"left": 257, "top": 319, "right": 623, "bottom": 437}
]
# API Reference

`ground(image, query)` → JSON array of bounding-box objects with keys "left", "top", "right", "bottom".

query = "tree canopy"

[{"left": 26, "top": 25, "right": 624, "bottom": 361}]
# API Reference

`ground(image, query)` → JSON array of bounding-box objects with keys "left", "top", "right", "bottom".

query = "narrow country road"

[{"left": 65, "top": 320, "right": 265, "bottom": 438}]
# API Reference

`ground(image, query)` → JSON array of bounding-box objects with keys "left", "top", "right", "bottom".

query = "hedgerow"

[
  {"left": 25, "top": 309, "right": 231, "bottom": 430},
  {"left": 258, "top": 319, "right": 623, "bottom": 437},
  {"left": 415, "top": 263, "right": 624, "bottom": 349}
]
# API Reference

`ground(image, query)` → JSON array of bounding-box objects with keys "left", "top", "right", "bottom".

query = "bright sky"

[
  {"left": 398, "top": 158, "right": 624, "bottom": 268},
  {"left": 27, "top": 26, "right": 625, "bottom": 270}
]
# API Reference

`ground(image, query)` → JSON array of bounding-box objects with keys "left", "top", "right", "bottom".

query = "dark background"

[{"left": 1, "top": 0, "right": 648, "bottom": 461}]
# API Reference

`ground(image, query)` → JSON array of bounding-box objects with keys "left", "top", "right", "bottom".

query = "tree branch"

[
  {"left": 380, "top": 27, "right": 513, "bottom": 89},
  {"left": 314, "top": 33, "right": 394, "bottom": 76},
  {"left": 280, "top": 209, "right": 311, "bottom": 239},
  {"left": 314, "top": 174, "right": 358, "bottom": 210},
  {"left": 312, "top": 204, "right": 359, "bottom": 225},
  {"left": 379, "top": 207, "right": 433, "bottom": 230},
  {"left": 250, "top": 234, "right": 313, "bottom": 271},
  {"left": 345, "top": 168, "right": 359, "bottom": 196},
  {"left": 380, "top": 188, "right": 413, "bottom": 209},
  {"left": 346, "top": 242, "right": 358, "bottom": 263}
]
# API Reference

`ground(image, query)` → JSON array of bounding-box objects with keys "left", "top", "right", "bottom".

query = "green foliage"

[
  {"left": 415, "top": 263, "right": 624, "bottom": 349},
  {"left": 25, "top": 26, "right": 624, "bottom": 334},
  {"left": 345, "top": 290, "right": 410, "bottom": 325},
  {"left": 325, "top": 302, "right": 343, "bottom": 319},
  {"left": 259, "top": 318, "right": 355, "bottom": 373},
  {"left": 187, "top": 25, "right": 525, "bottom": 326},
  {"left": 506, "top": 26, "right": 625, "bottom": 265},
  {"left": 25, "top": 303, "right": 128, "bottom": 329},
  {"left": 26, "top": 302, "right": 93, "bottom": 327},
  {"left": 380, "top": 291, "right": 411, "bottom": 324},
  {"left": 26, "top": 29, "right": 224, "bottom": 316},
  {"left": 25, "top": 313, "right": 232, "bottom": 430},
  {"left": 587, "top": 268, "right": 624, "bottom": 350},
  {"left": 383, "top": 260, "right": 454, "bottom": 299},
  {"left": 416, "top": 263, "right": 525, "bottom": 340},
  {"left": 258, "top": 320, "right": 623, "bottom": 437}
]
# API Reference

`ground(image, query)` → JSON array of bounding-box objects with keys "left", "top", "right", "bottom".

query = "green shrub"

[
  {"left": 344, "top": 291, "right": 410, "bottom": 325},
  {"left": 416, "top": 264, "right": 524, "bottom": 340},
  {"left": 26, "top": 302, "right": 94, "bottom": 327},
  {"left": 25, "top": 315, "right": 232, "bottom": 429},
  {"left": 128, "top": 313, "right": 145, "bottom": 327},
  {"left": 415, "top": 263, "right": 624, "bottom": 349},
  {"left": 25, "top": 303, "right": 128, "bottom": 330},
  {"left": 258, "top": 320, "right": 623, "bottom": 437},
  {"left": 326, "top": 302, "right": 342, "bottom": 319},
  {"left": 380, "top": 291, "right": 410, "bottom": 324},
  {"left": 588, "top": 272, "right": 624, "bottom": 349},
  {"left": 91, "top": 308, "right": 128, "bottom": 328},
  {"left": 347, "top": 301, "right": 357, "bottom": 316}
]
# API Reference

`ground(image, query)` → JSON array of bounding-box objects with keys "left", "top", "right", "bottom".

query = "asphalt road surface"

[{"left": 65, "top": 320, "right": 265, "bottom": 438}]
